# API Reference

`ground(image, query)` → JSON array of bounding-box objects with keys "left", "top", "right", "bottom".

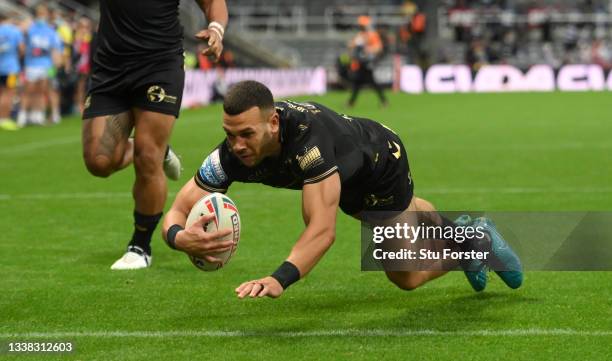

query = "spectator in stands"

[
  {"left": 17, "top": 4, "right": 63, "bottom": 126},
  {"left": 331, "top": 5, "right": 351, "bottom": 31},
  {"left": 219, "top": 49, "right": 235, "bottom": 68},
  {"left": 399, "top": 2, "right": 427, "bottom": 66},
  {"left": 347, "top": 15, "right": 388, "bottom": 108},
  {"left": 73, "top": 16, "right": 92, "bottom": 114},
  {"left": 0, "top": 12, "right": 25, "bottom": 131},
  {"left": 50, "top": 8, "right": 73, "bottom": 123}
]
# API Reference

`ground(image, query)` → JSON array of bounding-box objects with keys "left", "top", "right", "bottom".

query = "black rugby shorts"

[{"left": 83, "top": 55, "right": 184, "bottom": 119}]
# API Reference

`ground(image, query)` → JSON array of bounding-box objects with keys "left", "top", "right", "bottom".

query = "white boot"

[
  {"left": 163, "top": 146, "right": 182, "bottom": 181},
  {"left": 110, "top": 246, "right": 152, "bottom": 270}
]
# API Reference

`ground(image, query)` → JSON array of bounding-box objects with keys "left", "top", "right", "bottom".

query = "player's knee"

[
  {"left": 133, "top": 144, "right": 164, "bottom": 177},
  {"left": 83, "top": 153, "right": 114, "bottom": 178},
  {"left": 387, "top": 273, "right": 422, "bottom": 291},
  {"left": 413, "top": 197, "right": 441, "bottom": 226},
  {"left": 393, "top": 279, "right": 421, "bottom": 291}
]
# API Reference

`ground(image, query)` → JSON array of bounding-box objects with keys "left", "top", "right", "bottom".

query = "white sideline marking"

[
  {"left": 0, "top": 137, "right": 78, "bottom": 155},
  {"left": 411, "top": 142, "right": 612, "bottom": 151},
  {"left": 421, "top": 187, "right": 612, "bottom": 195},
  {"left": 2, "top": 139, "right": 610, "bottom": 155},
  {"left": 2, "top": 187, "right": 612, "bottom": 201},
  {"left": 0, "top": 329, "right": 610, "bottom": 338},
  {"left": 0, "top": 192, "right": 175, "bottom": 201}
]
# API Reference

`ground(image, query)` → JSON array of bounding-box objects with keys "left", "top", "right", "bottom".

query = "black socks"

[{"left": 129, "top": 211, "right": 163, "bottom": 255}]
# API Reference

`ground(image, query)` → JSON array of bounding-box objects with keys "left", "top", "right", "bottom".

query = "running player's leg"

[
  {"left": 132, "top": 108, "right": 174, "bottom": 215},
  {"left": 110, "top": 57, "right": 184, "bottom": 268},
  {"left": 82, "top": 111, "right": 134, "bottom": 177},
  {"left": 115, "top": 108, "right": 174, "bottom": 262}
]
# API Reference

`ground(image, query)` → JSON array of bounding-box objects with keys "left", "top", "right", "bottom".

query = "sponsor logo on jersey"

[
  {"left": 147, "top": 85, "right": 177, "bottom": 104},
  {"left": 285, "top": 100, "right": 321, "bottom": 114},
  {"left": 199, "top": 149, "right": 227, "bottom": 187},
  {"left": 296, "top": 146, "right": 324, "bottom": 171}
]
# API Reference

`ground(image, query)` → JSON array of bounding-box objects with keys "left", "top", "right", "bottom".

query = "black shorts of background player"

[{"left": 81, "top": 0, "right": 228, "bottom": 270}]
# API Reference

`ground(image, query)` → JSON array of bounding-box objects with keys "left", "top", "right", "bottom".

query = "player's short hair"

[{"left": 223, "top": 80, "right": 274, "bottom": 116}]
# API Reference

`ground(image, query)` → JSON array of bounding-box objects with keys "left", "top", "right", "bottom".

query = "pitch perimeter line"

[
  {"left": 1, "top": 329, "right": 611, "bottom": 338},
  {"left": 2, "top": 187, "right": 612, "bottom": 201}
]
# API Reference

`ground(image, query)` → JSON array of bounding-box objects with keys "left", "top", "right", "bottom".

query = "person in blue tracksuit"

[
  {"left": 0, "top": 12, "right": 24, "bottom": 129},
  {"left": 17, "top": 4, "right": 63, "bottom": 126}
]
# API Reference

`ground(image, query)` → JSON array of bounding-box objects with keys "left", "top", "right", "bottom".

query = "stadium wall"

[
  {"left": 398, "top": 64, "right": 612, "bottom": 93},
  {"left": 182, "top": 67, "right": 327, "bottom": 108}
]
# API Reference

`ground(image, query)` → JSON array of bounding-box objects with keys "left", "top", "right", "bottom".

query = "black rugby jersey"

[
  {"left": 195, "top": 101, "right": 402, "bottom": 194},
  {"left": 94, "top": 0, "right": 183, "bottom": 66}
]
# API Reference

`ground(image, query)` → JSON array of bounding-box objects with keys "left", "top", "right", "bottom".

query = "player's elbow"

[{"left": 320, "top": 228, "right": 336, "bottom": 250}]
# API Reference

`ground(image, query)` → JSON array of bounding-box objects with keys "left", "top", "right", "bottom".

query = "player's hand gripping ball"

[{"left": 186, "top": 193, "right": 241, "bottom": 271}]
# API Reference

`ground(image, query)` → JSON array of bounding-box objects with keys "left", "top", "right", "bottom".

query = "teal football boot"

[
  {"left": 455, "top": 215, "right": 487, "bottom": 292},
  {"left": 473, "top": 217, "right": 523, "bottom": 289}
]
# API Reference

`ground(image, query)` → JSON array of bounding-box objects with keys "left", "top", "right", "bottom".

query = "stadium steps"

[
  {"left": 0, "top": 1, "right": 30, "bottom": 18},
  {"left": 224, "top": 33, "right": 294, "bottom": 68},
  {"left": 236, "top": 34, "right": 351, "bottom": 68}
]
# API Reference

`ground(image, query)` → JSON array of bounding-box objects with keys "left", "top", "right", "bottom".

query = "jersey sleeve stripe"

[
  {"left": 303, "top": 166, "right": 339, "bottom": 185},
  {"left": 194, "top": 175, "right": 227, "bottom": 193}
]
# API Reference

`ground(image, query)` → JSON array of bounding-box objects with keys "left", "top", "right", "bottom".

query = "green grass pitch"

[{"left": 1, "top": 91, "right": 611, "bottom": 360}]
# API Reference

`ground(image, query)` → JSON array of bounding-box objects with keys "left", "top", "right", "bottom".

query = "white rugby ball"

[{"left": 185, "top": 193, "right": 241, "bottom": 271}]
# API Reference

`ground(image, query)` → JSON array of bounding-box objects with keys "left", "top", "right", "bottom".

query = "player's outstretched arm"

[
  {"left": 162, "top": 178, "right": 233, "bottom": 262},
  {"left": 194, "top": 0, "right": 228, "bottom": 61},
  {"left": 236, "top": 173, "right": 341, "bottom": 299}
]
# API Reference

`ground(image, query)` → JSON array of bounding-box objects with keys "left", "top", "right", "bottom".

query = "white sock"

[
  {"left": 17, "top": 110, "right": 27, "bottom": 127},
  {"left": 33, "top": 111, "right": 45, "bottom": 125},
  {"left": 52, "top": 111, "right": 61, "bottom": 124}
]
